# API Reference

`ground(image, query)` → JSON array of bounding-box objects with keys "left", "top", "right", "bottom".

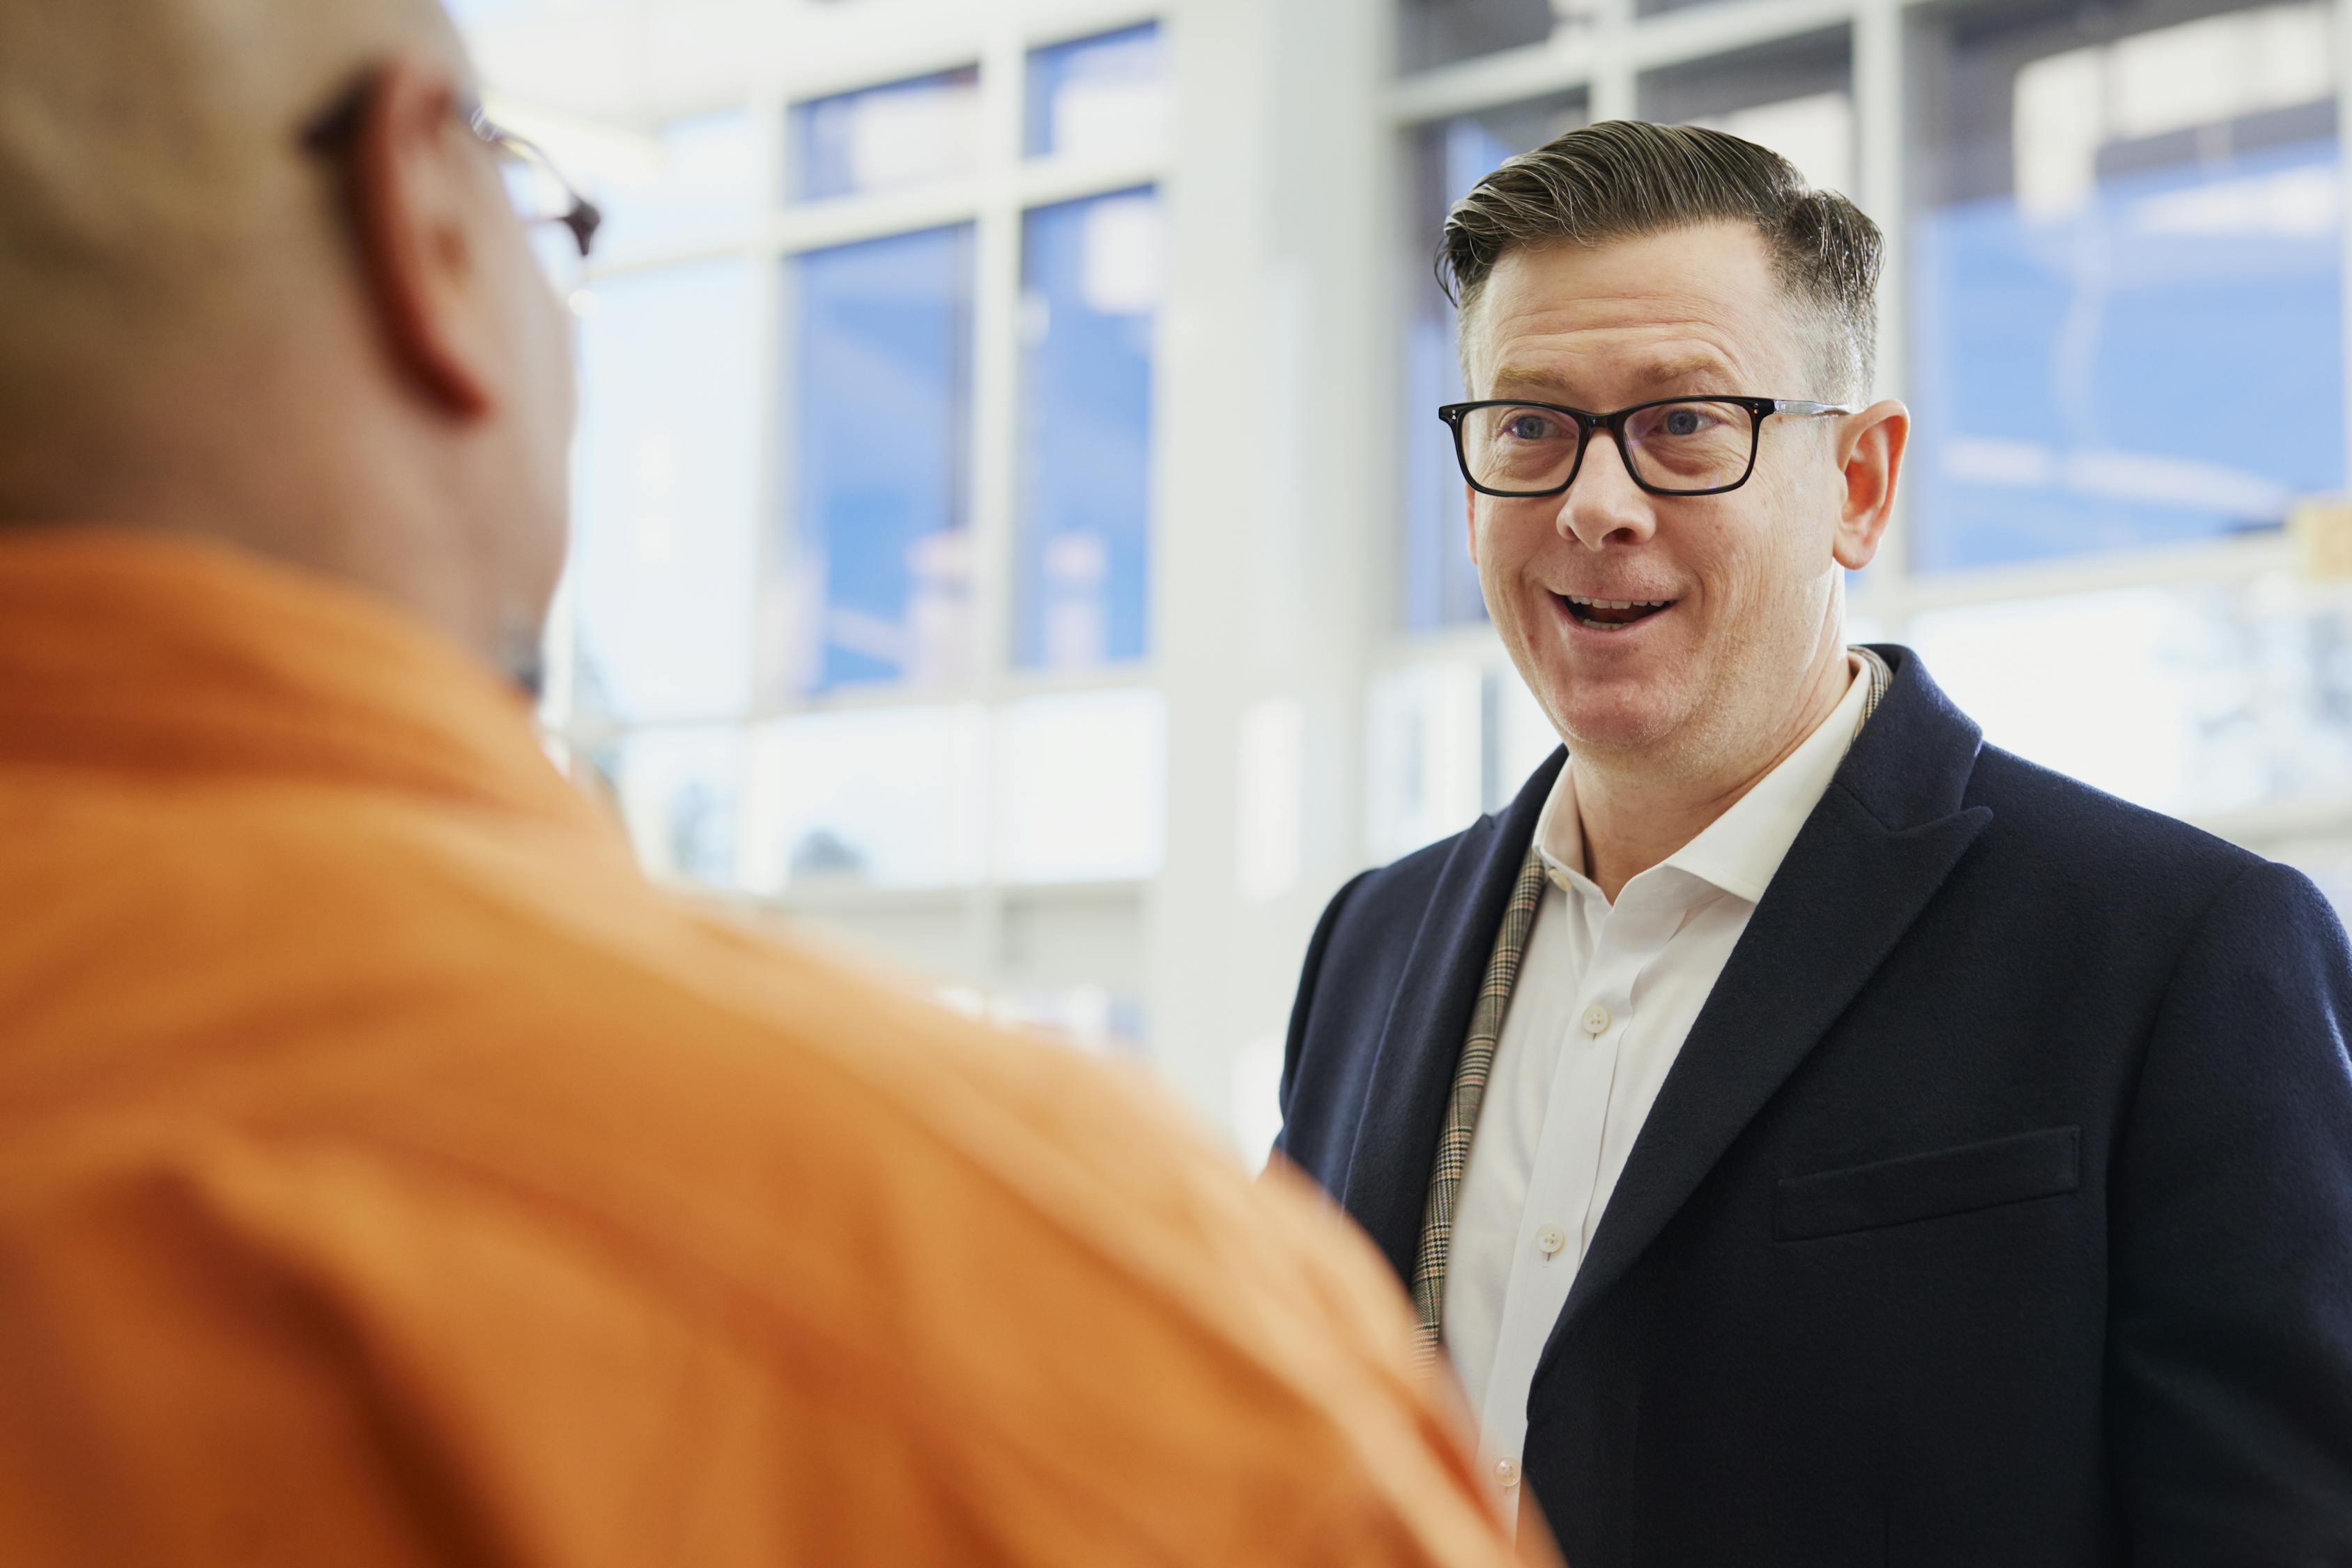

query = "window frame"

[{"left": 526, "top": 3, "right": 1173, "bottom": 1049}]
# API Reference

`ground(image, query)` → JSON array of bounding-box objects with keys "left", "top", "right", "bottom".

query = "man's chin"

[{"left": 1543, "top": 677, "right": 1690, "bottom": 760}]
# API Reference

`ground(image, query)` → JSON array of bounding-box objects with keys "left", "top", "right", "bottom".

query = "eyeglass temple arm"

[{"left": 468, "top": 109, "right": 603, "bottom": 258}]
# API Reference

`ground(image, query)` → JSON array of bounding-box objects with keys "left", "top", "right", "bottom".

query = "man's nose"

[{"left": 1555, "top": 431, "right": 1659, "bottom": 551}]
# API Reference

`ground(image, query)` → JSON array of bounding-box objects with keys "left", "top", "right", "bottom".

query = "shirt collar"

[
  {"left": 1534, "top": 652, "right": 1870, "bottom": 906},
  {"left": 0, "top": 526, "right": 614, "bottom": 838}
]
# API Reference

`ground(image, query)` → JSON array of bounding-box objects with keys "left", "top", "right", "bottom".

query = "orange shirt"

[{"left": 0, "top": 529, "right": 1541, "bottom": 1568}]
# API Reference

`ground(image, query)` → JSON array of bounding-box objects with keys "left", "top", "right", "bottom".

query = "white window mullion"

[
  {"left": 971, "top": 26, "right": 1027, "bottom": 713},
  {"left": 969, "top": 23, "right": 1031, "bottom": 967},
  {"left": 1592, "top": 0, "right": 1639, "bottom": 122},
  {"left": 1854, "top": 0, "right": 1910, "bottom": 598},
  {"left": 737, "top": 85, "right": 793, "bottom": 886}
]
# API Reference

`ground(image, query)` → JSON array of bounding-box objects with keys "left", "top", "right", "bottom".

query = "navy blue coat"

[{"left": 1277, "top": 645, "right": 2352, "bottom": 1566}]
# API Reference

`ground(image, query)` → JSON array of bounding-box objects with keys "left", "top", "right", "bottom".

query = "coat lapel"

[
  {"left": 1542, "top": 647, "right": 1994, "bottom": 1358},
  {"left": 1339, "top": 748, "right": 1567, "bottom": 1285}
]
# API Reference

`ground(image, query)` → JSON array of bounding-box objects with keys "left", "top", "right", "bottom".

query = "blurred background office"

[{"left": 455, "top": 0, "right": 2352, "bottom": 1154}]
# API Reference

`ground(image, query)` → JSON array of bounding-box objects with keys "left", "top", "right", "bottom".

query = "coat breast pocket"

[{"left": 1774, "top": 1125, "right": 2082, "bottom": 1242}]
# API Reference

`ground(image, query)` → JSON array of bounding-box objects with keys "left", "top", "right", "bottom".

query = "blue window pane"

[
  {"left": 1910, "top": 7, "right": 2344, "bottom": 571},
  {"left": 1025, "top": 24, "right": 1171, "bottom": 160},
  {"left": 590, "top": 110, "right": 764, "bottom": 267},
  {"left": 792, "top": 69, "right": 981, "bottom": 202},
  {"left": 570, "top": 260, "right": 762, "bottom": 723},
  {"left": 1915, "top": 139, "right": 2343, "bottom": 569},
  {"left": 786, "top": 226, "right": 977, "bottom": 693},
  {"left": 1015, "top": 189, "right": 1161, "bottom": 670},
  {"left": 1404, "top": 100, "right": 1583, "bottom": 632}
]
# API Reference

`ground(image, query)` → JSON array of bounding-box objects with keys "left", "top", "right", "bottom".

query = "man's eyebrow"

[
  {"left": 1626, "top": 353, "right": 1739, "bottom": 390},
  {"left": 1486, "top": 365, "right": 1581, "bottom": 399}
]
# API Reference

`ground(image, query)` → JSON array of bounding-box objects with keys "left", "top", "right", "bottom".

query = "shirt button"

[
  {"left": 1582, "top": 1004, "right": 1612, "bottom": 1036},
  {"left": 1495, "top": 1457, "right": 1521, "bottom": 1488},
  {"left": 1536, "top": 1226, "right": 1565, "bottom": 1256}
]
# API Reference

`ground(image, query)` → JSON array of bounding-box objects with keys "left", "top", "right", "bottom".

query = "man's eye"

[
  {"left": 1506, "top": 414, "right": 1555, "bottom": 440},
  {"left": 1661, "top": 408, "right": 1702, "bottom": 436}
]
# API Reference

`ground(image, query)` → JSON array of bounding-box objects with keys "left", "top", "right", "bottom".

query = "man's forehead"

[
  {"left": 1487, "top": 347, "right": 1744, "bottom": 398},
  {"left": 1466, "top": 223, "right": 1797, "bottom": 392},
  {"left": 1481, "top": 221, "right": 1778, "bottom": 308},
  {"left": 1476, "top": 311, "right": 1765, "bottom": 404}
]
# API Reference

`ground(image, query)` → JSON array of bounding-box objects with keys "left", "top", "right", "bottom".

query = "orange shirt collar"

[{"left": 0, "top": 527, "right": 609, "bottom": 834}]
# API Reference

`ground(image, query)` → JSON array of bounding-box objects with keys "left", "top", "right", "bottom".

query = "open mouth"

[{"left": 1559, "top": 594, "right": 1676, "bottom": 632}]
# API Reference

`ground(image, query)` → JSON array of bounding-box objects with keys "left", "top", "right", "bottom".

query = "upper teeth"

[{"left": 1569, "top": 597, "right": 1669, "bottom": 610}]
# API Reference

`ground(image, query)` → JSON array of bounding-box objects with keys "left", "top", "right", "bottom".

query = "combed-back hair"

[{"left": 1438, "top": 119, "right": 1883, "bottom": 399}]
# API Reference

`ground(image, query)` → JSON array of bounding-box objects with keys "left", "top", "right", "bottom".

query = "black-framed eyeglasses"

[
  {"left": 1438, "top": 396, "right": 1849, "bottom": 499},
  {"left": 299, "top": 75, "right": 603, "bottom": 261}
]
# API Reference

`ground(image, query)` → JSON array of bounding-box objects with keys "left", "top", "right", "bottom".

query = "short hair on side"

[{"left": 1438, "top": 118, "right": 1884, "bottom": 401}]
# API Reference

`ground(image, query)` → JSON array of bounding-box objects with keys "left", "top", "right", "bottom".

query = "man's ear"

[
  {"left": 348, "top": 57, "right": 500, "bottom": 419},
  {"left": 1830, "top": 399, "right": 1909, "bottom": 571},
  {"left": 1464, "top": 484, "right": 1481, "bottom": 569}
]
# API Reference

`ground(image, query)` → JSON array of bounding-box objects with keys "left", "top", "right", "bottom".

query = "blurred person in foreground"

[
  {"left": 0, "top": 3, "right": 1544, "bottom": 1565},
  {"left": 1275, "top": 121, "right": 2352, "bottom": 1564}
]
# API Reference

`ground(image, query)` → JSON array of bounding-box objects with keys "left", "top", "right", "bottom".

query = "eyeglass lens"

[{"left": 1459, "top": 399, "right": 1758, "bottom": 495}]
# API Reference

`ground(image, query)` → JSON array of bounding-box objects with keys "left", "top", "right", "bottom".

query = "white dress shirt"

[{"left": 1442, "top": 655, "right": 1871, "bottom": 1519}]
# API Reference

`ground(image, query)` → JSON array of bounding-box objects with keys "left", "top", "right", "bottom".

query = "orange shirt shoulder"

[{"left": 0, "top": 530, "right": 1537, "bottom": 1568}]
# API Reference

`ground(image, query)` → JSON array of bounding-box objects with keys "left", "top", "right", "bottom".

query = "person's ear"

[
  {"left": 348, "top": 57, "right": 502, "bottom": 419},
  {"left": 1829, "top": 399, "right": 1908, "bottom": 571},
  {"left": 1464, "top": 484, "right": 1481, "bottom": 568}
]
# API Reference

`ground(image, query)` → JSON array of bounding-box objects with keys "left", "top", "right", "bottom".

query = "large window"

[{"left": 493, "top": 13, "right": 1173, "bottom": 1052}]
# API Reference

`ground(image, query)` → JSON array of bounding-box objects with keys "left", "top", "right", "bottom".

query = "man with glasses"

[
  {"left": 1276, "top": 120, "right": 2352, "bottom": 1564},
  {"left": 0, "top": 3, "right": 1541, "bottom": 1565}
]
